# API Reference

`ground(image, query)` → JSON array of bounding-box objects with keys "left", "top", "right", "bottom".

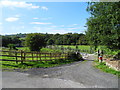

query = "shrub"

[
  {"left": 8, "top": 44, "right": 18, "bottom": 50},
  {"left": 67, "top": 52, "right": 83, "bottom": 61}
]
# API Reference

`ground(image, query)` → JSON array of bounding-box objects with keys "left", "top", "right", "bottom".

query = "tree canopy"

[
  {"left": 86, "top": 2, "right": 120, "bottom": 50},
  {"left": 2, "top": 36, "right": 21, "bottom": 47},
  {"left": 25, "top": 33, "right": 46, "bottom": 51}
]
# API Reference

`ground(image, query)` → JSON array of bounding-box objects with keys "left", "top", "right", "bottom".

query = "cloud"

[
  {"left": 31, "top": 6, "right": 40, "bottom": 9},
  {"left": 30, "top": 22, "right": 52, "bottom": 25},
  {"left": 41, "top": 6, "right": 48, "bottom": 10},
  {"left": 68, "top": 27, "right": 79, "bottom": 30},
  {"left": 51, "top": 29, "right": 73, "bottom": 34},
  {"left": 0, "top": 0, "right": 40, "bottom": 9},
  {"left": 33, "top": 17, "right": 39, "bottom": 19},
  {"left": 33, "top": 17, "right": 52, "bottom": 21},
  {"left": 73, "top": 24, "right": 78, "bottom": 26},
  {"left": 0, "top": 22, "right": 2, "bottom": 25},
  {"left": 5, "top": 17, "right": 19, "bottom": 22}
]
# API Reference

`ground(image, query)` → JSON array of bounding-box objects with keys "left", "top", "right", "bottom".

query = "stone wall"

[{"left": 103, "top": 58, "right": 120, "bottom": 71}]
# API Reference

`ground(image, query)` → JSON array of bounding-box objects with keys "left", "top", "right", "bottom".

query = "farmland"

[
  {"left": 0, "top": 46, "right": 83, "bottom": 70},
  {"left": 58, "top": 45, "right": 91, "bottom": 51}
]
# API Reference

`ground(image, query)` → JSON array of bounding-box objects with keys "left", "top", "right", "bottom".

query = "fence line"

[
  {"left": 46, "top": 45, "right": 94, "bottom": 54},
  {"left": 1, "top": 50, "right": 68, "bottom": 64}
]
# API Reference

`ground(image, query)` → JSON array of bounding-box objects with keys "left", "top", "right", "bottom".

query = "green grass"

[
  {"left": 93, "top": 60, "right": 120, "bottom": 77},
  {"left": 0, "top": 58, "right": 76, "bottom": 70},
  {"left": 17, "top": 47, "right": 30, "bottom": 51},
  {"left": 0, "top": 47, "right": 80, "bottom": 70},
  {"left": 58, "top": 45, "right": 90, "bottom": 50},
  {"left": 40, "top": 48, "right": 62, "bottom": 53},
  {"left": 57, "top": 45, "right": 93, "bottom": 53}
]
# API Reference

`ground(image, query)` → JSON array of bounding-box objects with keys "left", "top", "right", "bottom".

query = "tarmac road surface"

[{"left": 2, "top": 54, "right": 119, "bottom": 88}]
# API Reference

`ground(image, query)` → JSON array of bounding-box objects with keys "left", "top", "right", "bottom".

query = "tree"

[
  {"left": 25, "top": 33, "right": 46, "bottom": 51},
  {"left": 47, "top": 39, "right": 54, "bottom": 45},
  {"left": 2, "top": 36, "right": 22, "bottom": 47},
  {"left": 78, "top": 35, "right": 88, "bottom": 45},
  {"left": 86, "top": 2, "right": 120, "bottom": 50},
  {"left": 12, "top": 36, "right": 21, "bottom": 46},
  {"left": 8, "top": 44, "right": 18, "bottom": 50}
]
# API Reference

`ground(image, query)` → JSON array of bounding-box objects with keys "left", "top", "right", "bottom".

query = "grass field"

[
  {"left": 0, "top": 47, "right": 78, "bottom": 70},
  {"left": 58, "top": 45, "right": 90, "bottom": 50},
  {"left": 1, "top": 59, "right": 74, "bottom": 70},
  {"left": 57, "top": 45, "right": 94, "bottom": 53}
]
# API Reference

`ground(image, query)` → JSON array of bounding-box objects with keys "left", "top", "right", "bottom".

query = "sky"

[{"left": 0, "top": 0, "right": 91, "bottom": 35}]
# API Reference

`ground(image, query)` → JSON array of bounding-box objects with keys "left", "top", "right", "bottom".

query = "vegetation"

[
  {"left": 1, "top": 2, "right": 120, "bottom": 73},
  {"left": 1, "top": 47, "right": 83, "bottom": 70},
  {"left": 93, "top": 60, "right": 120, "bottom": 77},
  {"left": 40, "top": 48, "right": 62, "bottom": 53},
  {"left": 86, "top": 2, "right": 120, "bottom": 50},
  {"left": 97, "top": 46, "right": 120, "bottom": 59},
  {"left": 1, "top": 58, "right": 77, "bottom": 70},
  {"left": 8, "top": 44, "right": 18, "bottom": 50},
  {"left": 25, "top": 33, "right": 46, "bottom": 51},
  {"left": 67, "top": 52, "right": 83, "bottom": 61},
  {"left": 59, "top": 45, "right": 91, "bottom": 51},
  {"left": 1, "top": 33, "right": 88, "bottom": 47},
  {"left": 2, "top": 36, "right": 21, "bottom": 47}
]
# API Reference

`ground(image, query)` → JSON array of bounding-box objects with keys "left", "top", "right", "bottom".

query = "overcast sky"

[{"left": 0, "top": 0, "right": 91, "bottom": 35}]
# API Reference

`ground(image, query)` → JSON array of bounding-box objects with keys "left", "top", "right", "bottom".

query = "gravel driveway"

[{"left": 2, "top": 54, "right": 119, "bottom": 88}]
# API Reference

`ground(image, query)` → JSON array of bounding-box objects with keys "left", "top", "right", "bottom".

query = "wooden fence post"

[
  {"left": 36, "top": 52, "right": 37, "bottom": 61},
  {"left": 45, "top": 53, "right": 47, "bottom": 63},
  {"left": 21, "top": 50, "right": 23, "bottom": 64},
  {"left": 39, "top": 52, "right": 41, "bottom": 61},
  {"left": 37, "top": 52, "right": 38, "bottom": 61},
  {"left": 63, "top": 52, "right": 64, "bottom": 59},
  {"left": 50, "top": 53, "right": 51, "bottom": 61},
  {"left": 15, "top": 51, "right": 18, "bottom": 64},
  {"left": 24, "top": 51, "right": 26, "bottom": 61},
  {"left": 32, "top": 52, "right": 34, "bottom": 61},
  {"left": 59, "top": 53, "right": 61, "bottom": 60}
]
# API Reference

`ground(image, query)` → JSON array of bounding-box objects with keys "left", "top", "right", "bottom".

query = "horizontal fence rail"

[{"left": 0, "top": 50, "right": 68, "bottom": 64}]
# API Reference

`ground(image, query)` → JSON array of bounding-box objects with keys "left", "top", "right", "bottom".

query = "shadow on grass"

[
  {"left": 2, "top": 64, "right": 18, "bottom": 67},
  {"left": 2, "top": 59, "right": 84, "bottom": 69}
]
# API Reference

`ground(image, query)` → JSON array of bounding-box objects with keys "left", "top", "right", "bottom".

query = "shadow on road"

[{"left": 83, "top": 59, "right": 94, "bottom": 61}]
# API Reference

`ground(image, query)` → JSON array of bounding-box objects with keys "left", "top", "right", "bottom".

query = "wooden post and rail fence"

[{"left": 0, "top": 50, "right": 68, "bottom": 64}]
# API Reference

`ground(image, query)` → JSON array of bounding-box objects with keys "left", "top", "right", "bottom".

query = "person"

[
  {"left": 99, "top": 55, "right": 103, "bottom": 63},
  {"left": 98, "top": 50, "right": 100, "bottom": 60}
]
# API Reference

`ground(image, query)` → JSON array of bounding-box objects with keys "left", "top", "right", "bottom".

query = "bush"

[
  {"left": 97, "top": 46, "right": 120, "bottom": 59},
  {"left": 8, "top": 44, "right": 18, "bottom": 50},
  {"left": 67, "top": 52, "right": 83, "bottom": 61}
]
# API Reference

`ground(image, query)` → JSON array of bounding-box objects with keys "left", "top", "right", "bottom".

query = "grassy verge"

[
  {"left": 1, "top": 51, "right": 80, "bottom": 71},
  {"left": 1, "top": 57, "right": 78, "bottom": 71},
  {"left": 93, "top": 60, "right": 120, "bottom": 77},
  {"left": 0, "top": 47, "right": 83, "bottom": 71}
]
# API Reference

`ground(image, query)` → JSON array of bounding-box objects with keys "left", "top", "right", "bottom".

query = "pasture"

[
  {"left": 60, "top": 45, "right": 91, "bottom": 50},
  {"left": 56, "top": 45, "right": 94, "bottom": 54},
  {"left": 0, "top": 47, "right": 82, "bottom": 70}
]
